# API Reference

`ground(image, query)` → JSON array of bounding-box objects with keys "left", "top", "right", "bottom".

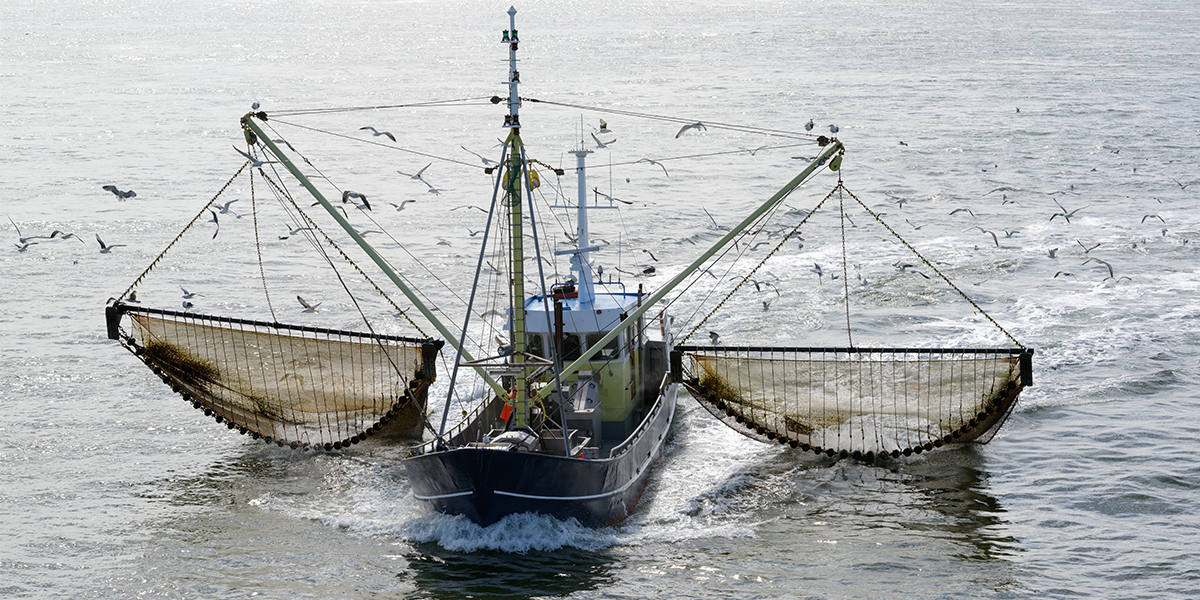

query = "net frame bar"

[
  {"left": 673, "top": 345, "right": 1032, "bottom": 459},
  {"left": 108, "top": 302, "right": 442, "bottom": 450}
]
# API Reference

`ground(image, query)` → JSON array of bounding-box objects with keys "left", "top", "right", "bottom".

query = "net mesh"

[
  {"left": 116, "top": 305, "right": 439, "bottom": 449},
  {"left": 677, "top": 346, "right": 1030, "bottom": 458}
]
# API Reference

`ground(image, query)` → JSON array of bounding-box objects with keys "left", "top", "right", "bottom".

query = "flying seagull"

[
  {"left": 598, "top": 119, "right": 611, "bottom": 134},
  {"left": 461, "top": 146, "right": 498, "bottom": 166},
  {"left": 96, "top": 234, "right": 125, "bottom": 253},
  {"left": 8, "top": 217, "right": 52, "bottom": 244},
  {"left": 398, "top": 163, "right": 432, "bottom": 182},
  {"left": 389, "top": 200, "right": 417, "bottom": 212},
  {"left": 593, "top": 188, "right": 632, "bottom": 205},
  {"left": 279, "top": 224, "right": 313, "bottom": 239},
  {"left": 297, "top": 295, "right": 321, "bottom": 313},
  {"left": 342, "top": 190, "right": 371, "bottom": 211},
  {"left": 675, "top": 122, "right": 706, "bottom": 138},
  {"left": 984, "top": 186, "right": 1021, "bottom": 196},
  {"left": 233, "top": 146, "right": 279, "bottom": 168},
  {"left": 48, "top": 230, "right": 85, "bottom": 243},
  {"left": 102, "top": 185, "right": 137, "bottom": 200},
  {"left": 709, "top": 331, "right": 721, "bottom": 345},
  {"left": 1050, "top": 199, "right": 1086, "bottom": 223},
  {"left": 1083, "top": 257, "right": 1115, "bottom": 279},
  {"left": 591, "top": 132, "right": 615, "bottom": 149},
  {"left": 359, "top": 126, "right": 396, "bottom": 142},
  {"left": 636, "top": 158, "right": 669, "bottom": 177},
  {"left": 968, "top": 226, "right": 1000, "bottom": 248},
  {"left": 215, "top": 199, "right": 241, "bottom": 218}
]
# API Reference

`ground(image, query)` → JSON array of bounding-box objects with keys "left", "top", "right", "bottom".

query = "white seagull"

[
  {"left": 278, "top": 224, "right": 313, "bottom": 239},
  {"left": 811, "top": 263, "right": 825, "bottom": 283},
  {"left": 96, "top": 234, "right": 126, "bottom": 253},
  {"left": 48, "top": 230, "right": 85, "bottom": 243},
  {"left": 591, "top": 132, "right": 616, "bottom": 148},
  {"left": 461, "top": 146, "right": 498, "bottom": 167},
  {"left": 297, "top": 295, "right": 321, "bottom": 313},
  {"left": 8, "top": 217, "right": 51, "bottom": 244},
  {"left": 359, "top": 126, "right": 396, "bottom": 142},
  {"left": 398, "top": 163, "right": 432, "bottom": 182},
  {"left": 233, "top": 146, "right": 279, "bottom": 168},
  {"left": 675, "top": 122, "right": 706, "bottom": 138},
  {"left": 342, "top": 190, "right": 371, "bottom": 211},
  {"left": 102, "top": 185, "right": 137, "bottom": 200},
  {"left": 636, "top": 158, "right": 669, "bottom": 177},
  {"left": 215, "top": 199, "right": 241, "bottom": 218},
  {"left": 593, "top": 188, "right": 632, "bottom": 205},
  {"left": 1050, "top": 199, "right": 1087, "bottom": 223},
  {"left": 389, "top": 200, "right": 417, "bottom": 212}
]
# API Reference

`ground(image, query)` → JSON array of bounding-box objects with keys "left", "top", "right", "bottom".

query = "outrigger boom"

[
  {"left": 239, "top": 114, "right": 509, "bottom": 401},
  {"left": 529, "top": 138, "right": 845, "bottom": 406}
]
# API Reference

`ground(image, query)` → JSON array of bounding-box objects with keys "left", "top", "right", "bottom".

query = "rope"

[
  {"left": 838, "top": 183, "right": 1025, "bottom": 349},
  {"left": 680, "top": 178, "right": 1024, "bottom": 350},
  {"left": 117, "top": 162, "right": 248, "bottom": 303},
  {"left": 838, "top": 185, "right": 853, "bottom": 347},
  {"left": 249, "top": 168, "right": 278, "bottom": 322},
  {"left": 522, "top": 97, "right": 821, "bottom": 140},
  {"left": 681, "top": 183, "right": 838, "bottom": 344},
  {"left": 265, "top": 96, "right": 496, "bottom": 118},
  {"left": 269, "top": 118, "right": 484, "bottom": 171},
  {"left": 255, "top": 169, "right": 429, "bottom": 338}
]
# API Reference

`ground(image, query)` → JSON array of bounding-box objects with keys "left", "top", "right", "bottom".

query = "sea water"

[{"left": 3, "top": 0, "right": 1200, "bottom": 598}]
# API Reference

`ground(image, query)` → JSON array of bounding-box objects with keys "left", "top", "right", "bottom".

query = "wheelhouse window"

[
  {"left": 585, "top": 332, "right": 621, "bottom": 359},
  {"left": 562, "top": 333, "right": 582, "bottom": 361},
  {"left": 527, "top": 333, "right": 544, "bottom": 358}
]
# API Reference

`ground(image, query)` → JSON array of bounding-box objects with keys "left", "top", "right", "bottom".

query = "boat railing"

[
  {"left": 608, "top": 370, "right": 671, "bottom": 459},
  {"left": 412, "top": 395, "right": 505, "bottom": 456}
]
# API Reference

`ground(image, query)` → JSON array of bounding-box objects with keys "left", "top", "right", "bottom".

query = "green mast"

[{"left": 501, "top": 6, "right": 529, "bottom": 427}]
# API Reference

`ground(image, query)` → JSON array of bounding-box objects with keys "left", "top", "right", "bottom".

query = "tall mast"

[
  {"left": 502, "top": 6, "right": 530, "bottom": 427},
  {"left": 566, "top": 147, "right": 597, "bottom": 305}
]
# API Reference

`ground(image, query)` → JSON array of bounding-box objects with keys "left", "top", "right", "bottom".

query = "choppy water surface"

[{"left": 3, "top": 1, "right": 1199, "bottom": 598}]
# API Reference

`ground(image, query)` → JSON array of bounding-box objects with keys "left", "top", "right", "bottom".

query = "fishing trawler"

[{"left": 104, "top": 7, "right": 1033, "bottom": 528}]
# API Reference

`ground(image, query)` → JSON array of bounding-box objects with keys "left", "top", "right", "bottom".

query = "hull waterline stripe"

[
  {"left": 414, "top": 489, "right": 474, "bottom": 501},
  {"left": 493, "top": 399, "right": 675, "bottom": 502}
]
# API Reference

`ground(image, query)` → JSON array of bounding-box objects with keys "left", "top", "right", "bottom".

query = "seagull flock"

[{"left": 14, "top": 113, "right": 1187, "bottom": 329}]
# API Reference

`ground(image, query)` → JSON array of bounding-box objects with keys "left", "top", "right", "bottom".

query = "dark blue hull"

[{"left": 405, "top": 384, "right": 677, "bottom": 528}]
